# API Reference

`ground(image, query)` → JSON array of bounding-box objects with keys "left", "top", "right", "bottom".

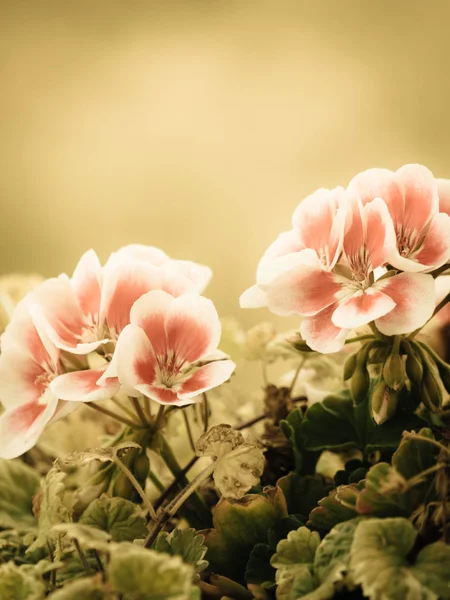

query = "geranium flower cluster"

[
  {"left": 0, "top": 245, "right": 235, "bottom": 459},
  {"left": 241, "top": 164, "right": 450, "bottom": 353}
]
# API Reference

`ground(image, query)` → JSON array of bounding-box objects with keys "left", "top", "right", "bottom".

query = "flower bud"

[
  {"left": 343, "top": 352, "right": 358, "bottom": 381},
  {"left": 404, "top": 342, "right": 423, "bottom": 387},
  {"left": 421, "top": 364, "right": 443, "bottom": 412},
  {"left": 112, "top": 473, "right": 135, "bottom": 499},
  {"left": 371, "top": 382, "right": 398, "bottom": 425},
  {"left": 133, "top": 452, "right": 150, "bottom": 484},
  {"left": 383, "top": 353, "right": 405, "bottom": 391},
  {"left": 351, "top": 364, "right": 370, "bottom": 405}
]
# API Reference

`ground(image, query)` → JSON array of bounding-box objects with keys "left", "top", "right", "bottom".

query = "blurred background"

[{"left": 1, "top": 0, "right": 450, "bottom": 330}]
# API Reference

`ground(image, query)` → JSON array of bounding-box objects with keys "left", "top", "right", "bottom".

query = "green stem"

[
  {"left": 369, "top": 322, "right": 390, "bottom": 341},
  {"left": 404, "top": 463, "right": 446, "bottom": 491},
  {"left": 289, "top": 356, "right": 307, "bottom": 397},
  {"left": 130, "top": 397, "right": 148, "bottom": 426},
  {"left": 86, "top": 402, "right": 144, "bottom": 430},
  {"left": 113, "top": 456, "right": 157, "bottom": 520},
  {"left": 182, "top": 410, "right": 196, "bottom": 452},
  {"left": 153, "top": 405, "right": 166, "bottom": 430},
  {"left": 344, "top": 334, "right": 376, "bottom": 344},
  {"left": 74, "top": 538, "right": 91, "bottom": 574},
  {"left": 148, "top": 470, "right": 165, "bottom": 493}
]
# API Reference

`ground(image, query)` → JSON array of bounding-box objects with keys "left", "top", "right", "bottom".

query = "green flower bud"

[
  {"left": 383, "top": 353, "right": 406, "bottom": 391},
  {"left": 133, "top": 452, "right": 150, "bottom": 484},
  {"left": 371, "top": 381, "right": 398, "bottom": 425},
  {"left": 404, "top": 342, "right": 423, "bottom": 387},
  {"left": 343, "top": 352, "right": 358, "bottom": 381},
  {"left": 112, "top": 473, "right": 134, "bottom": 500},
  {"left": 351, "top": 365, "right": 370, "bottom": 405},
  {"left": 421, "top": 364, "right": 443, "bottom": 412}
]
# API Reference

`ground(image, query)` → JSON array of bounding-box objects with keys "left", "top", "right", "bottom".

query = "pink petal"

[
  {"left": 0, "top": 397, "right": 57, "bottom": 459},
  {"left": 165, "top": 294, "right": 222, "bottom": 363},
  {"left": 375, "top": 272, "right": 435, "bottom": 335},
  {"left": 100, "top": 263, "right": 163, "bottom": 334},
  {"left": 162, "top": 260, "right": 212, "bottom": 294},
  {"left": 437, "top": 178, "right": 450, "bottom": 217},
  {"left": 0, "top": 346, "right": 47, "bottom": 408},
  {"left": 395, "top": 164, "right": 438, "bottom": 233},
  {"left": 413, "top": 213, "right": 450, "bottom": 271},
  {"left": 363, "top": 198, "right": 397, "bottom": 270},
  {"left": 106, "top": 244, "right": 169, "bottom": 268},
  {"left": 71, "top": 249, "right": 103, "bottom": 317},
  {"left": 113, "top": 324, "right": 157, "bottom": 394},
  {"left": 259, "top": 230, "right": 304, "bottom": 267},
  {"left": 178, "top": 359, "right": 236, "bottom": 399},
  {"left": 292, "top": 187, "right": 348, "bottom": 268},
  {"left": 300, "top": 303, "right": 350, "bottom": 354},
  {"left": 348, "top": 168, "right": 404, "bottom": 228},
  {"left": 161, "top": 273, "right": 198, "bottom": 297},
  {"left": 239, "top": 285, "right": 268, "bottom": 309},
  {"left": 50, "top": 368, "right": 120, "bottom": 402},
  {"left": 137, "top": 386, "right": 179, "bottom": 405},
  {"left": 130, "top": 290, "right": 174, "bottom": 357},
  {"left": 264, "top": 260, "right": 343, "bottom": 317},
  {"left": 343, "top": 196, "right": 365, "bottom": 265},
  {"left": 332, "top": 287, "right": 396, "bottom": 329}
]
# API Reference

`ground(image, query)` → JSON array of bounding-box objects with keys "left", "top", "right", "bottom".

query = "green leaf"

[
  {"left": 26, "top": 466, "right": 72, "bottom": 556},
  {"left": 245, "top": 543, "right": 276, "bottom": 586},
  {"left": 108, "top": 542, "right": 195, "bottom": 600},
  {"left": 355, "top": 463, "right": 411, "bottom": 517},
  {"left": 277, "top": 474, "right": 332, "bottom": 521},
  {"left": 307, "top": 483, "right": 363, "bottom": 532},
  {"left": 79, "top": 496, "right": 147, "bottom": 542},
  {"left": 392, "top": 428, "right": 439, "bottom": 480},
  {"left": 268, "top": 515, "right": 305, "bottom": 550},
  {"left": 271, "top": 527, "right": 320, "bottom": 572},
  {"left": 280, "top": 408, "right": 320, "bottom": 475},
  {"left": 61, "top": 441, "right": 142, "bottom": 467},
  {"left": 350, "top": 517, "right": 450, "bottom": 600},
  {"left": 47, "top": 575, "right": 107, "bottom": 599},
  {"left": 301, "top": 392, "right": 427, "bottom": 454},
  {"left": 51, "top": 523, "right": 111, "bottom": 550},
  {"left": 313, "top": 519, "right": 359, "bottom": 587},
  {"left": 205, "top": 493, "right": 284, "bottom": 583},
  {"left": 0, "top": 561, "right": 45, "bottom": 600},
  {"left": 153, "top": 528, "right": 208, "bottom": 574},
  {"left": 0, "top": 459, "right": 40, "bottom": 530}
]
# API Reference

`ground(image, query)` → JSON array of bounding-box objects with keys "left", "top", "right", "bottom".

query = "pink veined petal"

[
  {"left": 332, "top": 287, "right": 396, "bottom": 330},
  {"left": 437, "top": 178, "right": 450, "bottom": 217},
  {"left": 395, "top": 163, "right": 438, "bottom": 233},
  {"left": 71, "top": 249, "right": 103, "bottom": 317},
  {"left": 161, "top": 273, "right": 198, "bottom": 297},
  {"left": 264, "top": 260, "right": 343, "bottom": 317},
  {"left": 50, "top": 369, "right": 120, "bottom": 402},
  {"left": 135, "top": 385, "right": 180, "bottom": 405},
  {"left": 328, "top": 201, "right": 348, "bottom": 268},
  {"left": 256, "top": 249, "right": 319, "bottom": 285},
  {"left": 130, "top": 290, "right": 174, "bottom": 357},
  {"left": 114, "top": 324, "right": 157, "bottom": 395},
  {"left": 363, "top": 198, "right": 397, "bottom": 270},
  {"left": 292, "top": 187, "right": 347, "bottom": 267},
  {"left": 239, "top": 285, "right": 268, "bottom": 309},
  {"left": 165, "top": 294, "right": 222, "bottom": 363},
  {"left": 343, "top": 196, "right": 366, "bottom": 265},
  {"left": 375, "top": 272, "right": 436, "bottom": 335},
  {"left": 100, "top": 263, "right": 163, "bottom": 334},
  {"left": 300, "top": 303, "right": 350, "bottom": 354},
  {"left": 162, "top": 260, "right": 212, "bottom": 294},
  {"left": 0, "top": 396, "right": 58, "bottom": 459},
  {"left": 385, "top": 250, "right": 429, "bottom": 273},
  {"left": 348, "top": 168, "right": 404, "bottom": 229},
  {"left": 106, "top": 244, "right": 170, "bottom": 268},
  {"left": 178, "top": 359, "right": 236, "bottom": 399},
  {"left": 413, "top": 213, "right": 450, "bottom": 271},
  {"left": 0, "top": 345, "right": 48, "bottom": 408}
]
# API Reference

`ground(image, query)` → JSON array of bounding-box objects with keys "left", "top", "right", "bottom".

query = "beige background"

[{"left": 1, "top": 1, "right": 450, "bottom": 330}]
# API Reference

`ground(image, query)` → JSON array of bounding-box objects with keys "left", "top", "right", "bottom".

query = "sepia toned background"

[{"left": 1, "top": 0, "right": 450, "bottom": 331}]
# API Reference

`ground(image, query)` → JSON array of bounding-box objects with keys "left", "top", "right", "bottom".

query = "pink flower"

[
  {"left": 0, "top": 305, "right": 74, "bottom": 458},
  {"left": 348, "top": 164, "right": 450, "bottom": 272},
  {"left": 241, "top": 186, "right": 436, "bottom": 353},
  {"left": 108, "top": 290, "right": 235, "bottom": 406},
  {"left": 29, "top": 246, "right": 212, "bottom": 402}
]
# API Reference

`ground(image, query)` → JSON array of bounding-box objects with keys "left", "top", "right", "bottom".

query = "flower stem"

[
  {"left": 130, "top": 397, "right": 148, "bottom": 426},
  {"left": 153, "top": 405, "right": 166, "bottom": 430},
  {"left": 113, "top": 455, "right": 157, "bottom": 520},
  {"left": 289, "top": 357, "right": 307, "bottom": 397},
  {"left": 74, "top": 538, "right": 91, "bottom": 574},
  {"left": 344, "top": 334, "right": 376, "bottom": 344},
  {"left": 182, "top": 410, "right": 196, "bottom": 452},
  {"left": 202, "top": 392, "right": 209, "bottom": 432},
  {"left": 86, "top": 402, "right": 144, "bottom": 430}
]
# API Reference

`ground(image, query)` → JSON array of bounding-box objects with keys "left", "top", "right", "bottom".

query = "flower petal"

[
  {"left": 264, "top": 259, "right": 343, "bottom": 317},
  {"left": 258, "top": 230, "right": 304, "bottom": 269},
  {"left": 106, "top": 244, "right": 169, "bottom": 268},
  {"left": 332, "top": 287, "right": 396, "bottom": 329},
  {"left": 100, "top": 263, "right": 163, "bottom": 334},
  {"left": 162, "top": 260, "right": 212, "bottom": 294},
  {"left": 0, "top": 346, "right": 46, "bottom": 408},
  {"left": 165, "top": 294, "right": 222, "bottom": 363},
  {"left": 437, "top": 178, "right": 450, "bottom": 217},
  {"left": 71, "top": 249, "right": 103, "bottom": 317},
  {"left": 136, "top": 386, "right": 180, "bottom": 405},
  {"left": 363, "top": 198, "right": 397, "bottom": 270},
  {"left": 413, "top": 213, "right": 450, "bottom": 271},
  {"left": 375, "top": 272, "right": 436, "bottom": 335},
  {"left": 130, "top": 290, "right": 173, "bottom": 357},
  {"left": 50, "top": 369, "right": 120, "bottom": 402},
  {"left": 178, "top": 360, "right": 236, "bottom": 399},
  {"left": 0, "top": 397, "right": 57, "bottom": 459},
  {"left": 395, "top": 163, "right": 438, "bottom": 233},
  {"left": 300, "top": 304, "right": 350, "bottom": 354},
  {"left": 239, "top": 285, "right": 268, "bottom": 309},
  {"left": 113, "top": 324, "right": 156, "bottom": 395}
]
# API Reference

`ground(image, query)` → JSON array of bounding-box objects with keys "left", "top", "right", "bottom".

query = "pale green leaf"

[
  {"left": 0, "top": 561, "right": 45, "bottom": 600},
  {"left": 109, "top": 542, "right": 195, "bottom": 600},
  {"left": 26, "top": 466, "right": 72, "bottom": 556},
  {"left": 350, "top": 517, "right": 450, "bottom": 600},
  {"left": 47, "top": 575, "right": 106, "bottom": 599},
  {"left": 62, "top": 441, "right": 141, "bottom": 467},
  {"left": 313, "top": 519, "right": 360, "bottom": 586},
  {"left": 154, "top": 528, "right": 208, "bottom": 574},
  {"left": 271, "top": 527, "right": 320, "bottom": 573},
  {"left": 52, "top": 523, "right": 111, "bottom": 550},
  {"left": 0, "top": 459, "right": 40, "bottom": 530},
  {"left": 79, "top": 496, "right": 147, "bottom": 542}
]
